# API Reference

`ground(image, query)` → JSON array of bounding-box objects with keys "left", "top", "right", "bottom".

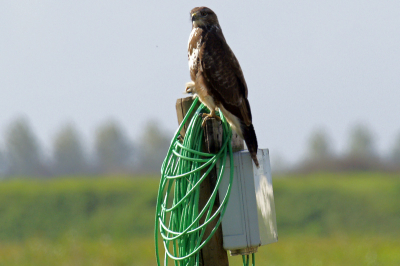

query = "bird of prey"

[{"left": 186, "top": 6, "right": 259, "bottom": 167}]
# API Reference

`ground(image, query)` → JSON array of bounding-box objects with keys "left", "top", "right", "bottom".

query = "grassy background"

[{"left": 0, "top": 173, "right": 399, "bottom": 265}]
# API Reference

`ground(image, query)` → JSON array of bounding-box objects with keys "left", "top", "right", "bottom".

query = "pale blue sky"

[{"left": 0, "top": 1, "right": 399, "bottom": 163}]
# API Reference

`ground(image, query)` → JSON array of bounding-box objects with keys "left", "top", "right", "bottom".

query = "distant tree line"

[
  {"left": 0, "top": 118, "right": 399, "bottom": 178},
  {"left": 296, "top": 123, "right": 400, "bottom": 173},
  {"left": 0, "top": 117, "right": 171, "bottom": 177}
]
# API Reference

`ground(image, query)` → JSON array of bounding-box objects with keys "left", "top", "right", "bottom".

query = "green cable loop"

[
  {"left": 155, "top": 97, "right": 255, "bottom": 266},
  {"left": 242, "top": 253, "right": 255, "bottom": 266}
]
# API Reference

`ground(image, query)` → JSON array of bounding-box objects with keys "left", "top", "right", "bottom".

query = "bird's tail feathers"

[{"left": 241, "top": 123, "right": 259, "bottom": 168}]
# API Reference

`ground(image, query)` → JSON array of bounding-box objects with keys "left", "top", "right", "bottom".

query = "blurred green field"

[{"left": 0, "top": 172, "right": 399, "bottom": 265}]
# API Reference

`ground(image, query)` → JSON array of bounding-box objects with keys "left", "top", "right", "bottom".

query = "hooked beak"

[{"left": 191, "top": 13, "right": 197, "bottom": 22}]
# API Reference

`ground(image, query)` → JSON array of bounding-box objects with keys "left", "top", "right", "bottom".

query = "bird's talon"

[
  {"left": 200, "top": 112, "right": 221, "bottom": 127},
  {"left": 185, "top": 82, "right": 195, "bottom": 94}
]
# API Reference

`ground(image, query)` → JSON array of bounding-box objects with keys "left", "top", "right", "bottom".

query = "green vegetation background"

[{"left": 0, "top": 173, "right": 399, "bottom": 265}]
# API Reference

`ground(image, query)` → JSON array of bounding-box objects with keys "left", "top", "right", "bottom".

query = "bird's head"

[{"left": 190, "top": 7, "right": 219, "bottom": 28}]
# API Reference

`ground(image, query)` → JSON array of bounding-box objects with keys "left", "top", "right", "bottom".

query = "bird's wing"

[{"left": 200, "top": 30, "right": 252, "bottom": 126}]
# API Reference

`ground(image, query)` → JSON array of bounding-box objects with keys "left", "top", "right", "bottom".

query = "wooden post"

[
  {"left": 175, "top": 97, "right": 201, "bottom": 138},
  {"left": 176, "top": 97, "right": 244, "bottom": 266}
]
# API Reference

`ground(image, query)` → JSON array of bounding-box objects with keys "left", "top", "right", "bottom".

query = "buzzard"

[{"left": 186, "top": 6, "right": 259, "bottom": 167}]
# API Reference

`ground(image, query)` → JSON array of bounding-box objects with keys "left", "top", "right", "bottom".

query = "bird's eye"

[{"left": 201, "top": 11, "right": 207, "bottom": 17}]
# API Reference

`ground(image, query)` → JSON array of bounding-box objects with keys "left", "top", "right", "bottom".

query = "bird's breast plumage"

[{"left": 188, "top": 28, "right": 203, "bottom": 80}]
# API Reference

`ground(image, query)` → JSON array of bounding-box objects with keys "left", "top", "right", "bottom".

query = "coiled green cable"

[{"left": 155, "top": 97, "right": 255, "bottom": 266}]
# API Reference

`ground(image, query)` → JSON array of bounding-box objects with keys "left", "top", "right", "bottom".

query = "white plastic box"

[{"left": 217, "top": 149, "right": 278, "bottom": 255}]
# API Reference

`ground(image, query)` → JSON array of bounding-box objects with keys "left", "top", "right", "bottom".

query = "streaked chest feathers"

[{"left": 188, "top": 28, "right": 202, "bottom": 73}]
